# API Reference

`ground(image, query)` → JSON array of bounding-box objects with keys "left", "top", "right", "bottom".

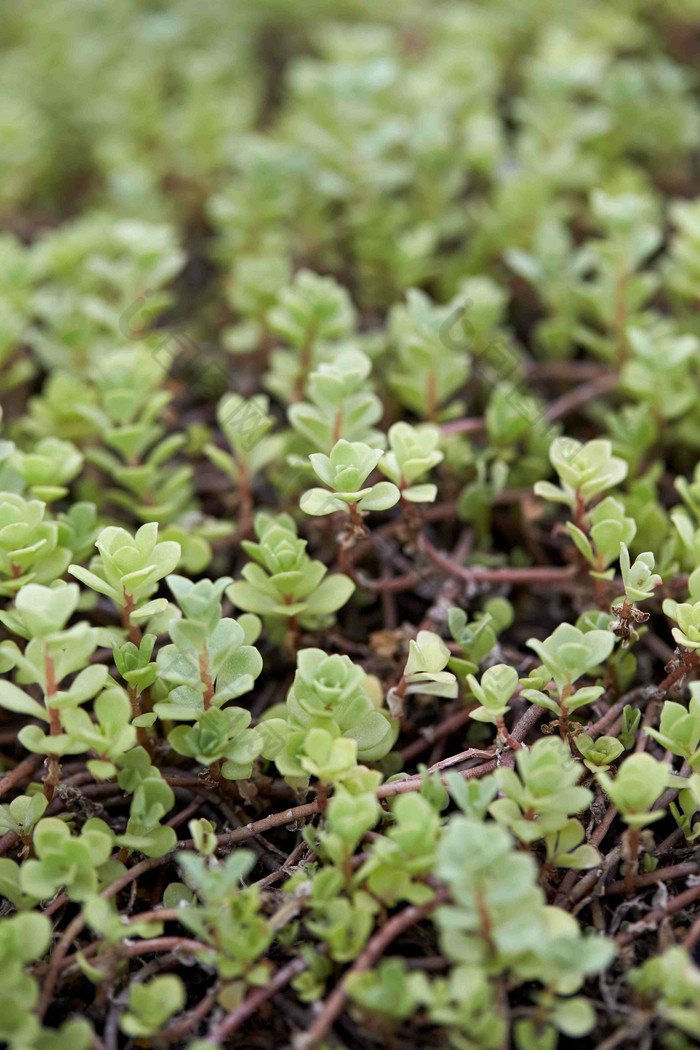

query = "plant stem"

[
  {"left": 624, "top": 825, "right": 640, "bottom": 895},
  {"left": 199, "top": 644, "right": 215, "bottom": 710},
  {"left": 496, "top": 716, "right": 522, "bottom": 750},
  {"left": 43, "top": 648, "right": 61, "bottom": 801},
  {"left": 420, "top": 534, "right": 575, "bottom": 587},
  {"left": 121, "top": 588, "right": 141, "bottom": 646}
]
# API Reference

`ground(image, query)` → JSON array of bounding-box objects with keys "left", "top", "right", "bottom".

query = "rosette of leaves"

[
  {"left": 8, "top": 437, "right": 83, "bottom": 502},
  {"left": 113, "top": 633, "right": 157, "bottom": 706},
  {"left": 294, "top": 728, "right": 360, "bottom": 783},
  {"left": 0, "top": 582, "right": 108, "bottom": 793},
  {"left": 176, "top": 849, "right": 272, "bottom": 981},
  {"left": 663, "top": 580, "right": 700, "bottom": 651},
  {"left": 645, "top": 685, "right": 700, "bottom": 770},
  {"left": 69, "top": 522, "right": 181, "bottom": 629},
  {"left": 266, "top": 269, "right": 357, "bottom": 402},
  {"left": 535, "top": 437, "right": 628, "bottom": 510},
  {"left": 154, "top": 574, "right": 262, "bottom": 721},
  {"left": 305, "top": 766, "right": 382, "bottom": 869},
  {"left": 378, "top": 421, "right": 443, "bottom": 503},
  {"left": 608, "top": 543, "right": 663, "bottom": 647},
  {"left": 521, "top": 623, "right": 615, "bottom": 736},
  {"left": 205, "top": 392, "right": 284, "bottom": 494},
  {"left": 597, "top": 753, "right": 669, "bottom": 827},
  {"left": 20, "top": 817, "right": 114, "bottom": 901},
  {"left": 466, "top": 663, "right": 518, "bottom": 730},
  {"left": 574, "top": 734, "right": 624, "bottom": 772},
  {"left": 388, "top": 288, "right": 469, "bottom": 419},
  {"left": 0, "top": 792, "right": 48, "bottom": 849},
  {"left": 22, "top": 371, "right": 97, "bottom": 443},
  {"left": 169, "top": 707, "right": 262, "bottom": 780},
  {"left": 227, "top": 512, "right": 354, "bottom": 627},
  {"left": 78, "top": 346, "right": 196, "bottom": 525},
  {"left": 116, "top": 748, "right": 176, "bottom": 857},
  {"left": 120, "top": 976, "right": 185, "bottom": 1039},
  {"left": 287, "top": 349, "right": 384, "bottom": 453},
  {"left": 489, "top": 738, "right": 599, "bottom": 868},
  {"left": 402, "top": 630, "right": 458, "bottom": 699},
  {"left": 356, "top": 793, "right": 441, "bottom": 905},
  {"left": 566, "top": 496, "right": 636, "bottom": 580},
  {"left": 0, "top": 494, "right": 70, "bottom": 595},
  {"left": 259, "top": 648, "right": 398, "bottom": 784},
  {"left": 300, "top": 439, "right": 399, "bottom": 518},
  {"left": 60, "top": 686, "right": 137, "bottom": 779}
]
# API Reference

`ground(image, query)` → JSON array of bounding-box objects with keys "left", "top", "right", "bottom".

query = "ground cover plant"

[{"left": 3, "top": 0, "right": 700, "bottom": 1047}]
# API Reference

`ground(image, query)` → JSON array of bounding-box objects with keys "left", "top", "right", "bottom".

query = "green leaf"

[{"left": 0, "top": 680, "right": 47, "bottom": 719}]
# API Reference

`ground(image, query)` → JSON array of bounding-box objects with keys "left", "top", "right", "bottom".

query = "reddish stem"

[{"left": 43, "top": 648, "right": 61, "bottom": 801}]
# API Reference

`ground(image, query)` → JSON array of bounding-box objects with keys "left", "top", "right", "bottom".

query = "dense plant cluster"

[{"left": 3, "top": 1, "right": 700, "bottom": 1048}]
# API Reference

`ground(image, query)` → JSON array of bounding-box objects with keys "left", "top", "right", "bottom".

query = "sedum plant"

[
  {"left": 169, "top": 707, "right": 262, "bottom": 781},
  {"left": 389, "top": 630, "right": 458, "bottom": 716},
  {"left": 300, "top": 439, "right": 399, "bottom": 522},
  {"left": 466, "top": 663, "right": 519, "bottom": 743},
  {"left": 535, "top": 437, "right": 628, "bottom": 513},
  {"left": 0, "top": 494, "right": 70, "bottom": 595},
  {"left": 609, "top": 543, "right": 662, "bottom": 646},
  {"left": 574, "top": 734, "right": 624, "bottom": 772},
  {"left": 0, "top": 581, "right": 107, "bottom": 797},
  {"left": 287, "top": 349, "right": 384, "bottom": 454},
  {"left": 8, "top": 437, "right": 83, "bottom": 502},
  {"left": 3, "top": 4, "right": 700, "bottom": 1047},
  {"left": 645, "top": 685, "right": 700, "bottom": 770},
  {"left": 489, "top": 738, "right": 600, "bottom": 868},
  {"left": 266, "top": 269, "right": 357, "bottom": 402},
  {"left": 69, "top": 522, "right": 181, "bottom": 634},
  {"left": 120, "top": 975, "right": 185, "bottom": 1038},
  {"left": 205, "top": 392, "right": 284, "bottom": 521},
  {"left": 259, "top": 648, "right": 397, "bottom": 785},
  {"left": 154, "top": 574, "right": 262, "bottom": 722},
  {"left": 20, "top": 817, "right": 114, "bottom": 902},
  {"left": 598, "top": 754, "right": 670, "bottom": 891},
  {"left": 522, "top": 623, "right": 615, "bottom": 740},
  {"left": 627, "top": 947, "right": 700, "bottom": 1046},
  {"left": 566, "top": 496, "right": 636, "bottom": 581},
  {"left": 378, "top": 421, "right": 444, "bottom": 503},
  {"left": 434, "top": 815, "right": 614, "bottom": 1048},
  {"left": 388, "top": 289, "right": 470, "bottom": 419},
  {"left": 227, "top": 512, "right": 354, "bottom": 634}
]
